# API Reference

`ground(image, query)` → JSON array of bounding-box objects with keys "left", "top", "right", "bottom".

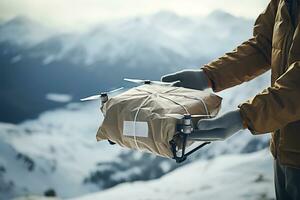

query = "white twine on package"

[{"left": 131, "top": 87, "right": 211, "bottom": 151}]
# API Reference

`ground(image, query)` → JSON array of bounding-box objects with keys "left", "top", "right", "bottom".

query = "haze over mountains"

[{"left": 0, "top": 10, "right": 253, "bottom": 123}]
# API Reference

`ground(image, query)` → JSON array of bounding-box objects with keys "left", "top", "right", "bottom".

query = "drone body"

[{"left": 80, "top": 78, "right": 228, "bottom": 163}]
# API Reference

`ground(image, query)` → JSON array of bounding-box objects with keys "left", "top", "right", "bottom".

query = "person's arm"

[
  {"left": 194, "top": 61, "right": 300, "bottom": 139},
  {"left": 239, "top": 61, "right": 300, "bottom": 133},
  {"left": 203, "top": 0, "right": 279, "bottom": 92}
]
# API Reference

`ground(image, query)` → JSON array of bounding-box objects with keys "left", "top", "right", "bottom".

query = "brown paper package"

[{"left": 97, "top": 84, "right": 222, "bottom": 158}]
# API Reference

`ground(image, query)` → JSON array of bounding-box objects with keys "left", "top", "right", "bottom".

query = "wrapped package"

[{"left": 97, "top": 84, "right": 222, "bottom": 158}]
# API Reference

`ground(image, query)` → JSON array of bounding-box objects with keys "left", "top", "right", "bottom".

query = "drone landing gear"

[
  {"left": 169, "top": 114, "right": 211, "bottom": 163},
  {"left": 169, "top": 137, "right": 210, "bottom": 163}
]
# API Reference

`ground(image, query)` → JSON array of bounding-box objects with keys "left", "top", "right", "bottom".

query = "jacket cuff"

[
  {"left": 238, "top": 103, "right": 259, "bottom": 135},
  {"left": 202, "top": 66, "right": 218, "bottom": 92},
  {"left": 238, "top": 109, "right": 248, "bottom": 129},
  {"left": 202, "top": 69, "right": 213, "bottom": 88}
]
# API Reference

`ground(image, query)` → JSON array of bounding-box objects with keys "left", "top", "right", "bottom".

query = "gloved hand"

[
  {"left": 161, "top": 69, "right": 210, "bottom": 90},
  {"left": 189, "top": 109, "right": 244, "bottom": 141}
]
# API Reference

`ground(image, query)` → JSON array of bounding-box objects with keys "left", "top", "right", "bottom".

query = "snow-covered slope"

[
  {"left": 71, "top": 149, "right": 275, "bottom": 200},
  {"left": 0, "top": 102, "right": 115, "bottom": 199},
  {"left": 0, "top": 101, "right": 181, "bottom": 199}
]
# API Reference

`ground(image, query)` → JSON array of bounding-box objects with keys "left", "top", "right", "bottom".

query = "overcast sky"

[{"left": 0, "top": 0, "right": 269, "bottom": 31}]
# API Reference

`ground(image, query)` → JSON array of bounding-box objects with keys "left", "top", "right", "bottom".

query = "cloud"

[{"left": 0, "top": 0, "right": 269, "bottom": 31}]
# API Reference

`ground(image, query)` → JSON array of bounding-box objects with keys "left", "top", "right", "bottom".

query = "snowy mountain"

[
  {"left": 0, "top": 10, "right": 253, "bottom": 123},
  {"left": 56, "top": 10, "right": 252, "bottom": 67},
  {"left": 0, "top": 16, "right": 55, "bottom": 47},
  {"left": 71, "top": 149, "right": 275, "bottom": 200}
]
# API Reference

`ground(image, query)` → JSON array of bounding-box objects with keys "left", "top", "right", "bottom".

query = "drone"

[
  {"left": 81, "top": 78, "right": 233, "bottom": 163},
  {"left": 81, "top": 78, "right": 173, "bottom": 103},
  {"left": 124, "top": 78, "right": 173, "bottom": 86},
  {"left": 80, "top": 87, "right": 124, "bottom": 104}
]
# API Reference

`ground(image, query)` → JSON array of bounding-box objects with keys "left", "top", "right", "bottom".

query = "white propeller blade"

[
  {"left": 107, "top": 87, "right": 124, "bottom": 94},
  {"left": 80, "top": 87, "right": 124, "bottom": 102},
  {"left": 124, "top": 78, "right": 173, "bottom": 86},
  {"left": 80, "top": 95, "right": 101, "bottom": 101},
  {"left": 165, "top": 113, "right": 211, "bottom": 119},
  {"left": 124, "top": 78, "right": 145, "bottom": 84},
  {"left": 151, "top": 81, "right": 173, "bottom": 86}
]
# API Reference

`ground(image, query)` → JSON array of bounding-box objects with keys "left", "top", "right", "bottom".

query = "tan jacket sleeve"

[
  {"left": 202, "top": 0, "right": 278, "bottom": 92},
  {"left": 239, "top": 61, "right": 300, "bottom": 133}
]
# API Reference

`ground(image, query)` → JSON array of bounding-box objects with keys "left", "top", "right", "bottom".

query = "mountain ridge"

[{"left": 0, "top": 10, "right": 253, "bottom": 123}]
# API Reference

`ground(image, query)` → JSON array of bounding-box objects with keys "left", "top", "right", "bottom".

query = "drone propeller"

[
  {"left": 165, "top": 113, "right": 211, "bottom": 120},
  {"left": 80, "top": 95, "right": 101, "bottom": 101},
  {"left": 80, "top": 87, "right": 124, "bottom": 102},
  {"left": 124, "top": 78, "right": 173, "bottom": 86},
  {"left": 106, "top": 87, "right": 124, "bottom": 94}
]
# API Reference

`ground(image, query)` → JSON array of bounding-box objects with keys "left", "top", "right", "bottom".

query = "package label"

[{"left": 123, "top": 121, "right": 148, "bottom": 137}]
